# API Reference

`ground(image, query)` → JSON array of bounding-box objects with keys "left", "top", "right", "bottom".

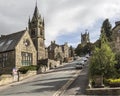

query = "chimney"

[
  {"left": 1, "top": 35, "right": 6, "bottom": 37},
  {"left": 115, "top": 21, "right": 120, "bottom": 26}
]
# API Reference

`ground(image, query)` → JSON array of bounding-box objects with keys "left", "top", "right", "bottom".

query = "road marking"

[{"left": 53, "top": 70, "right": 82, "bottom": 96}]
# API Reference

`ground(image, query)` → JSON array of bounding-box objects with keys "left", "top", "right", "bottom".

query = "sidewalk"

[{"left": 0, "top": 62, "right": 70, "bottom": 91}]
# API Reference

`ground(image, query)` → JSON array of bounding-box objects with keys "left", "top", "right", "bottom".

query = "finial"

[
  {"left": 43, "top": 17, "right": 44, "bottom": 26},
  {"left": 36, "top": 0, "right": 37, "bottom": 7},
  {"left": 28, "top": 16, "right": 30, "bottom": 23}
]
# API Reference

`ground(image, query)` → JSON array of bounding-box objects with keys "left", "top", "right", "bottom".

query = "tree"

[
  {"left": 75, "top": 43, "right": 94, "bottom": 56},
  {"left": 89, "top": 32, "right": 116, "bottom": 79},
  {"left": 75, "top": 44, "right": 84, "bottom": 56},
  {"left": 101, "top": 18, "right": 112, "bottom": 41}
]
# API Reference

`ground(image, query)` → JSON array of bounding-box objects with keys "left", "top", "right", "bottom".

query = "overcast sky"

[{"left": 0, "top": 0, "right": 120, "bottom": 47}]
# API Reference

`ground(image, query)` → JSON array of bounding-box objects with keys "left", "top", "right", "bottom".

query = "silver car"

[{"left": 75, "top": 61, "right": 84, "bottom": 69}]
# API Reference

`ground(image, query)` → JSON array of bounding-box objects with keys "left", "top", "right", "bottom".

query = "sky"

[{"left": 0, "top": 0, "right": 120, "bottom": 47}]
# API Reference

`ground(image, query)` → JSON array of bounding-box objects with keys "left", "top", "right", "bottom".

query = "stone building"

[
  {"left": 61, "top": 42, "right": 70, "bottom": 62},
  {"left": 48, "top": 41, "right": 70, "bottom": 63},
  {"left": 81, "top": 30, "right": 90, "bottom": 46},
  {"left": 0, "top": 30, "right": 37, "bottom": 74},
  {"left": 69, "top": 46, "right": 75, "bottom": 58},
  {"left": 48, "top": 41, "right": 63, "bottom": 63},
  {"left": 112, "top": 21, "right": 120, "bottom": 52}
]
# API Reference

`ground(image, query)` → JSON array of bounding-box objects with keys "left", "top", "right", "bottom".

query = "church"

[
  {"left": 0, "top": 4, "right": 47, "bottom": 74},
  {"left": 81, "top": 30, "right": 90, "bottom": 46}
]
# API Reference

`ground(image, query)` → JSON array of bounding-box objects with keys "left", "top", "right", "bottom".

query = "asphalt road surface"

[
  {"left": 0, "top": 61, "right": 89, "bottom": 96},
  {"left": 64, "top": 64, "right": 89, "bottom": 96}
]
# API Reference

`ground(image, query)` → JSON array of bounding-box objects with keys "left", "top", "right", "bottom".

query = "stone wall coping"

[{"left": 87, "top": 87, "right": 120, "bottom": 90}]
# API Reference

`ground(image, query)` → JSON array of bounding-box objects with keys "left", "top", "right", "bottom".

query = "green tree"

[
  {"left": 75, "top": 44, "right": 84, "bottom": 56},
  {"left": 101, "top": 18, "right": 112, "bottom": 41},
  {"left": 89, "top": 32, "right": 116, "bottom": 79},
  {"left": 75, "top": 43, "right": 94, "bottom": 56},
  {"left": 84, "top": 42, "right": 94, "bottom": 54}
]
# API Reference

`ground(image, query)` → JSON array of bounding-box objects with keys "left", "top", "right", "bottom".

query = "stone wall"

[
  {"left": 0, "top": 74, "right": 13, "bottom": 86},
  {"left": 0, "top": 71, "right": 36, "bottom": 86},
  {"left": 19, "top": 71, "right": 36, "bottom": 81},
  {"left": 86, "top": 87, "right": 120, "bottom": 95},
  {"left": 37, "top": 59, "right": 60, "bottom": 73}
]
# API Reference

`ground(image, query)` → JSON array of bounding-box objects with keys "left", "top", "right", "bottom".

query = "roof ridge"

[{"left": 1, "top": 30, "right": 25, "bottom": 38}]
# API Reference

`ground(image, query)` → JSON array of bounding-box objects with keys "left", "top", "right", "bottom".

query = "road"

[
  {"left": 64, "top": 64, "right": 89, "bottom": 95},
  {"left": 0, "top": 61, "right": 89, "bottom": 96}
]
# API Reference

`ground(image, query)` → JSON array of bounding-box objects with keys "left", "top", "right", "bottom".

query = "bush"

[
  {"left": 18, "top": 65, "right": 37, "bottom": 74},
  {"left": 106, "top": 78, "right": 120, "bottom": 87}
]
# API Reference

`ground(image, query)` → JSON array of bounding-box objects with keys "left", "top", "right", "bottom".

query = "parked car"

[
  {"left": 81, "top": 57, "right": 88, "bottom": 62},
  {"left": 75, "top": 60, "right": 84, "bottom": 69},
  {"left": 85, "top": 54, "right": 90, "bottom": 58}
]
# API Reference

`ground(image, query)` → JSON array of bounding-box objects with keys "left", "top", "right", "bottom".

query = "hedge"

[{"left": 18, "top": 65, "right": 37, "bottom": 74}]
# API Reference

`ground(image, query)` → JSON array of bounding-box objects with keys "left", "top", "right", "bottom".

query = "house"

[
  {"left": 112, "top": 21, "right": 120, "bottom": 52},
  {"left": 0, "top": 30, "right": 37, "bottom": 74},
  {"left": 61, "top": 42, "right": 70, "bottom": 62},
  {"left": 48, "top": 41, "right": 63, "bottom": 63},
  {"left": 48, "top": 41, "right": 71, "bottom": 63}
]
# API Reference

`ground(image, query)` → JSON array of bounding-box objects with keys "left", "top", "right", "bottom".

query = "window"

[
  {"left": 21, "top": 52, "right": 32, "bottom": 66},
  {"left": 23, "top": 39, "right": 30, "bottom": 46},
  {"left": 40, "top": 29, "right": 43, "bottom": 36},
  {"left": 0, "top": 53, "right": 8, "bottom": 67},
  {"left": 31, "top": 30, "right": 36, "bottom": 36}
]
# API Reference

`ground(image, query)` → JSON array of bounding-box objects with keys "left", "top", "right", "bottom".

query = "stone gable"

[{"left": 15, "top": 30, "right": 37, "bottom": 68}]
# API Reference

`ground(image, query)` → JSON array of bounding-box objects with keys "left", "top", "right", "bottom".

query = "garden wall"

[
  {"left": 86, "top": 87, "right": 120, "bottom": 95},
  {"left": 0, "top": 71, "right": 36, "bottom": 86}
]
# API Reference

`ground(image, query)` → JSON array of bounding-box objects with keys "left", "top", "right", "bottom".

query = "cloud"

[{"left": 0, "top": 0, "right": 120, "bottom": 47}]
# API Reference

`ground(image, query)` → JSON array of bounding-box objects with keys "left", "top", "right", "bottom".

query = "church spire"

[
  {"left": 28, "top": 16, "right": 31, "bottom": 29},
  {"left": 32, "top": 0, "right": 40, "bottom": 20},
  {"left": 28, "top": 16, "right": 31, "bottom": 24},
  {"left": 43, "top": 17, "right": 44, "bottom": 27}
]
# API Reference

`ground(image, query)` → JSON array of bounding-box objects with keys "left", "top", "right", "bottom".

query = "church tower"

[
  {"left": 28, "top": 3, "right": 46, "bottom": 60},
  {"left": 81, "top": 30, "right": 90, "bottom": 46}
]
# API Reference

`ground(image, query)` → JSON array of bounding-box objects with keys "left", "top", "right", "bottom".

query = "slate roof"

[{"left": 0, "top": 30, "right": 25, "bottom": 53}]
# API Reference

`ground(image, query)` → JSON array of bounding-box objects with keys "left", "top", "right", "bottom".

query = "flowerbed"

[{"left": 107, "top": 78, "right": 120, "bottom": 87}]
